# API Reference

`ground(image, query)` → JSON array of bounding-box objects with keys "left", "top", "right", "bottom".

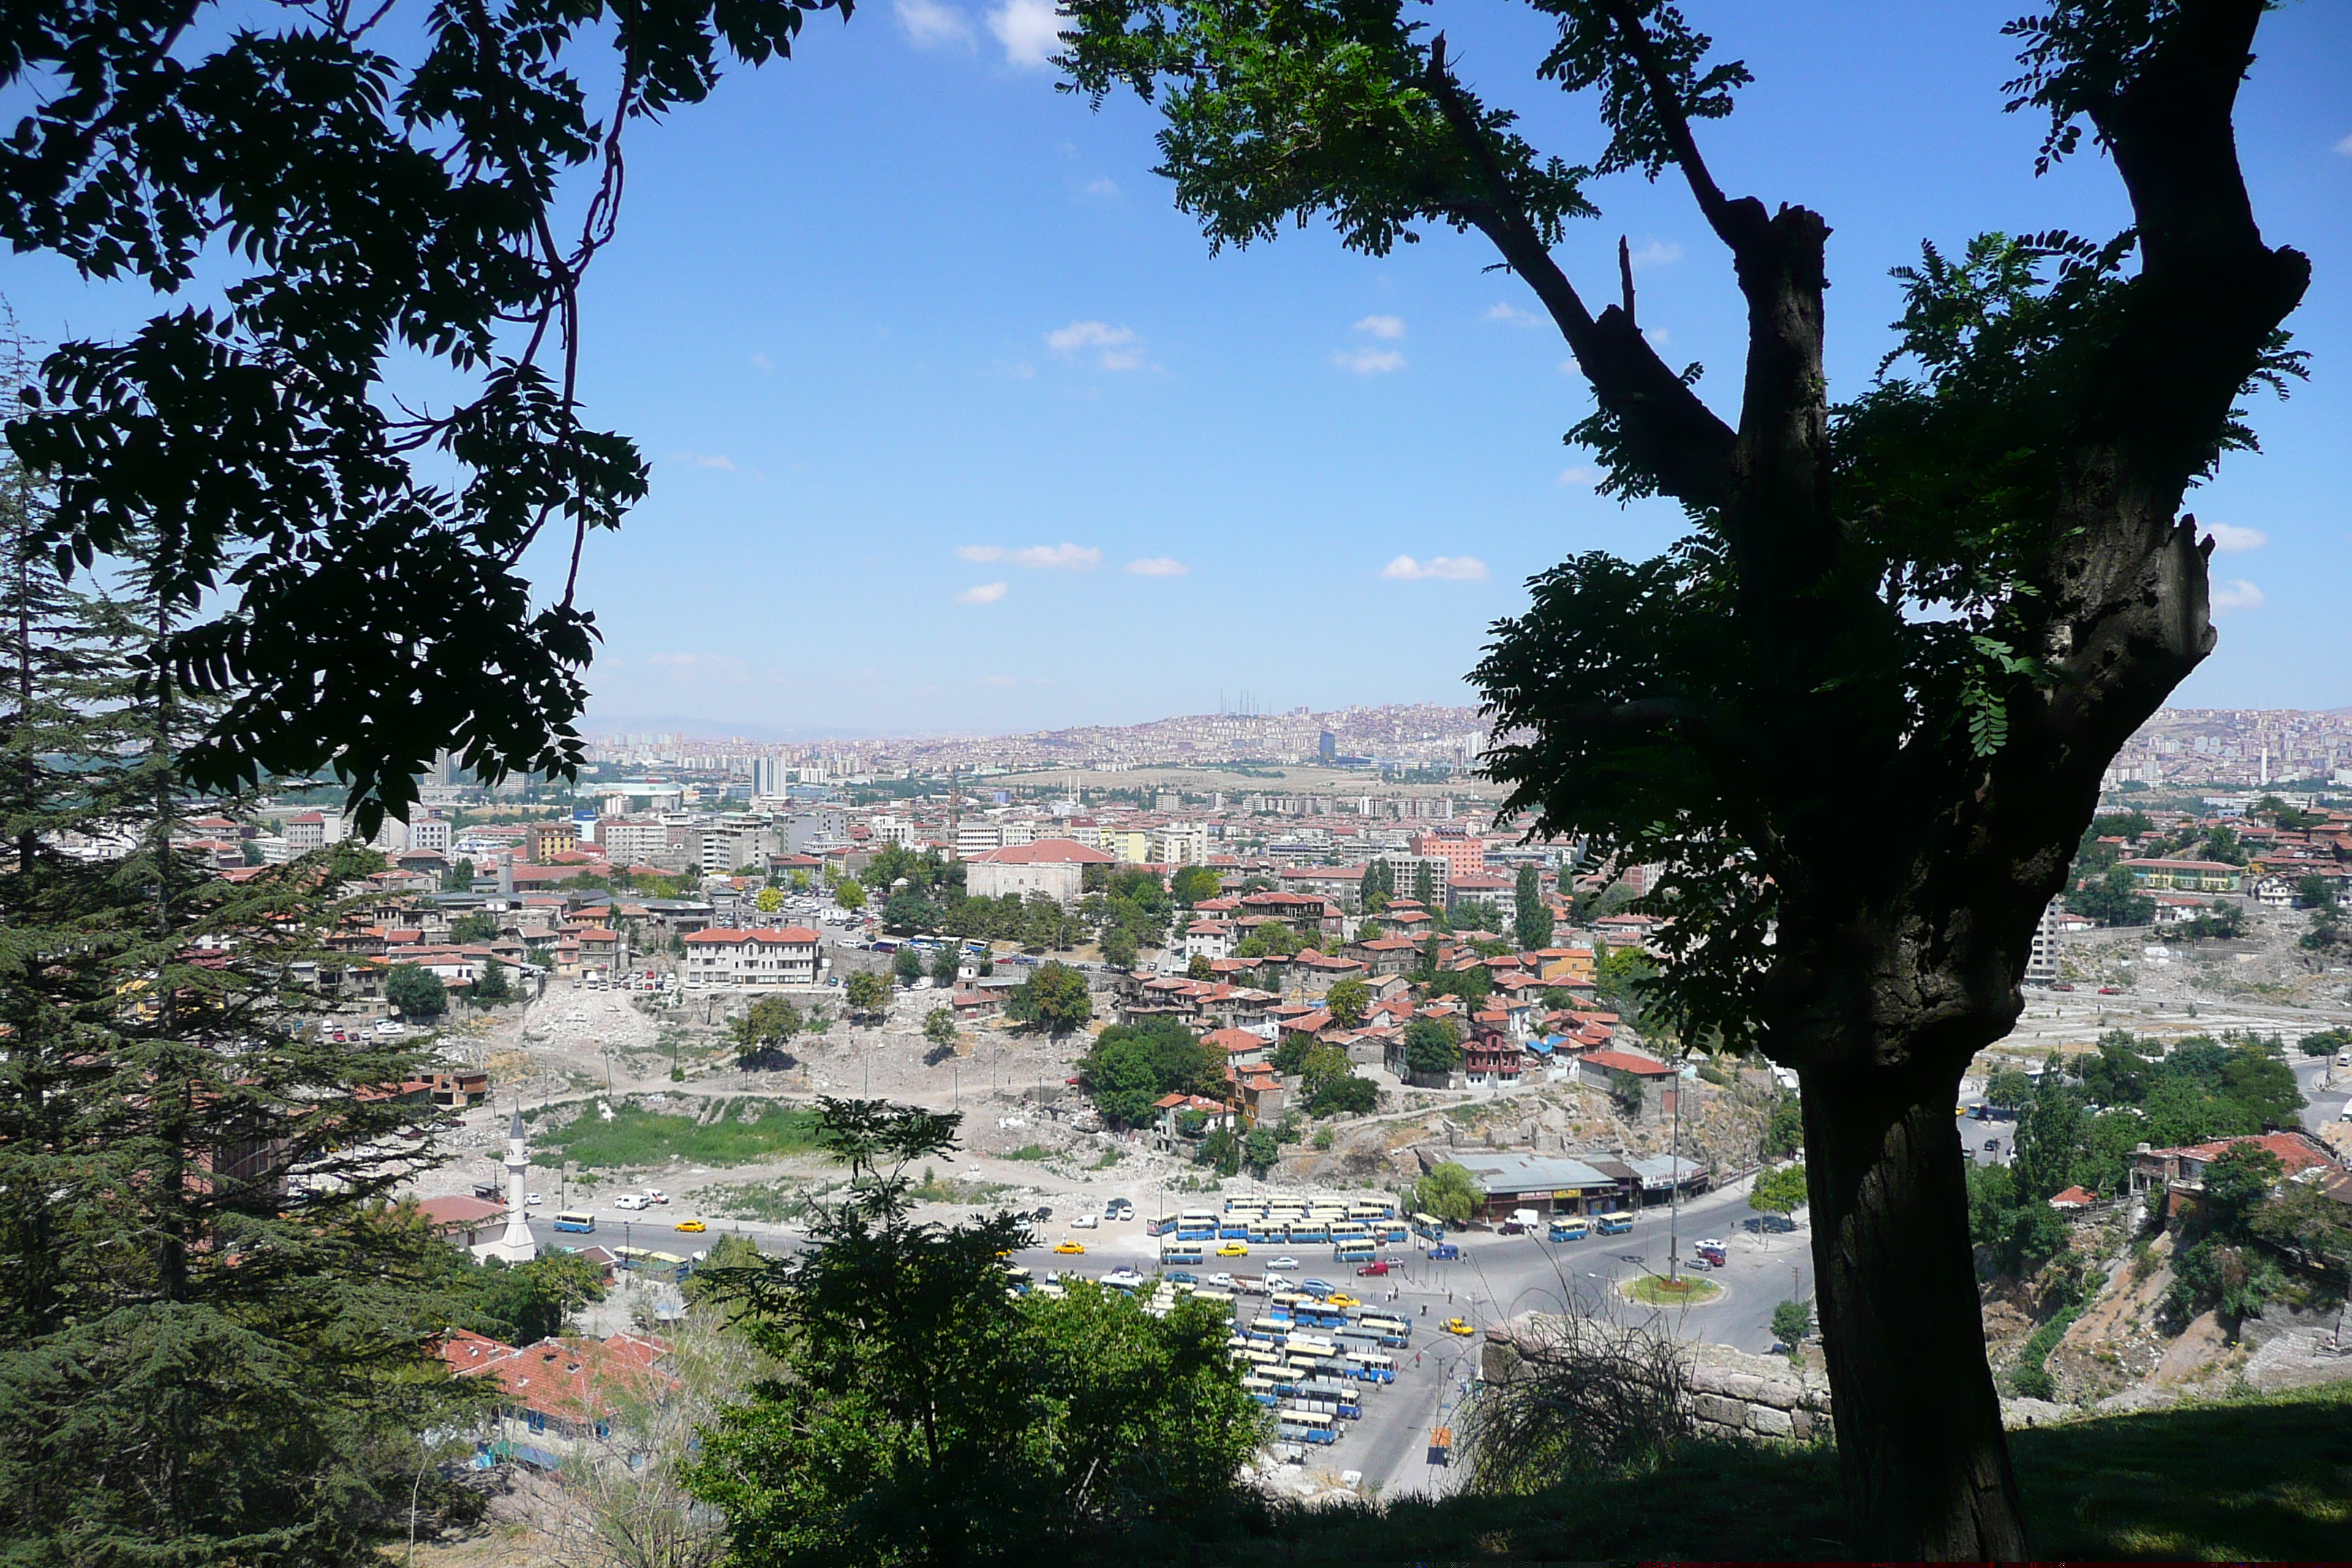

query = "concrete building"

[{"left": 682, "top": 926, "right": 821, "bottom": 988}]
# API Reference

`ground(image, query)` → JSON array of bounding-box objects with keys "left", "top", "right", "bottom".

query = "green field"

[{"left": 530, "top": 1098, "right": 823, "bottom": 1170}]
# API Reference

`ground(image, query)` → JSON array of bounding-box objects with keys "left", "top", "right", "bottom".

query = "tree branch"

[
  {"left": 1599, "top": 0, "right": 1741, "bottom": 246},
  {"left": 1423, "top": 38, "right": 1735, "bottom": 513}
]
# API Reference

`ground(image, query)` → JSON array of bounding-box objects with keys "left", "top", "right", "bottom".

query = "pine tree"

[
  {"left": 1515, "top": 864, "right": 1553, "bottom": 952},
  {"left": 0, "top": 350, "right": 480, "bottom": 1559}
]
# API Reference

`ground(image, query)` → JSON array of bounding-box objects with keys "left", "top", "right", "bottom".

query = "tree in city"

[
  {"left": 1195, "top": 1124, "right": 1243, "bottom": 1177},
  {"left": 2293, "top": 874, "right": 2336, "bottom": 910},
  {"left": 932, "top": 947, "right": 963, "bottom": 987},
  {"left": 1324, "top": 976, "right": 1371, "bottom": 1029},
  {"left": 1983, "top": 1068, "right": 2035, "bottom": 1111},
  {"left": 924, "top": 1008, "right": 960, "bottom": 1052},
  {"left": 688, "top": 1099, "right": 1264, "bottom": 1564},
  {"left": 735, "top": 996, "right": 806, "bottom": 1058},
  {"left": 1761, "top": 1093, "right": 1805, "bottom": 1160},
  {"left": 2068, "top": 864, "right": 2156, "bottom": 927},
  {"left": 1359, "top": 859, "right": 1395, "bottom": 913},
  {"left": 757, "top": 884, "right": 785, "bottom": 913},
  {"left": 2166, "top": 1141, "right": 2286, "bottom": 1331},
  {"left": 892, "top": 947, "right": 926, "bottom": 987},
  {"left": 1771, "top": 1298, "right": 1814, "bottom": 1362},
  {"left": 385, "top": 962, "right": 448, "bottom": 1022},
  {"left": 1, "top": 0, "right": 850, "bottom": 836},
  {"left": 1515, "top": 864, "right": 1555, "bottom": 951},
  {"left": 1080, "top": 1020, "right": 1223, "bottom": 1126},
  {"left": 1186, "top": 954, "right": 1216, "bottom": 981},
  {"left": 1403, "top": 1017, "right": 1463, "bottom": 1081},
  {"left": 1101, "top": 924, "right": 1140, "bottom": 971},
  {"left": 1243, "top": 1126, "right": 1281, "bottom": 1177},
  {"left": 1751, "top": 1164, "right": 1810, "bottom": 1228},
  {"left": 1066, "top": 1, "right": 2306, "bottom": 1550},
  {"left": 443, "top": 856, "right": 477, "bottom": 892},
  {"left": 836, "top": 878, "right": 869, "bottom": 913},
  {"left": 471, "top": 955, "right": 512, "bottom": 1006},
  {"left": 1415, "top": 1161, "right": 1482, "bottom": 1226},
  {"left": 449, "top": 911, "right": 501, "bottom": 944},
  {"left": 1412, "top": 864, "right": 1436, "bottom": 908},
  {"left": 1008, "top": 960, "right": 1094, "bottom": 1038},
  {"left": 1170, "top": 864, "right": 1221, "bottom": 905},
  {"left": 843, "top": 970, "right": 891, "bottom": 1023}
]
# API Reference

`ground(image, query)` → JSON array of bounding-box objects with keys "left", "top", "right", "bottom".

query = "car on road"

[
  {"left": 1207, "top": 1271, "right": 1235, "bottom": 1287},
  {"left": 1053, "top": 1240, "right": 1086, "bottom": 1254},
  {"left": 1697, "top": 1243, "right": 1728, "bottom": 1267},
  {"left": 1301, "top": 1279, "right": 1333, "bottom": 1298},
  {"left": 1101, "top": 1267, "right": 1145, "bottom": 1289},
  {"left": 1215, "top": 1241, "right": 1249, "bottom": 1256},
  {"left": 1166, "top": 1270, "right": 1199, "bottom": 1285},
  {"left": 2051, "top": 981, "right": 2076, "bottom": 991},
  {"left": 1441, "top": 1317, "right": 1475, "bottom": 1336},
  {"left": 675, "top": 1219, "right": 706, "bottom": 1232},
  {"left": 1264, "top": 1273, "right": 1294, "bottom": 1289},
  {"left": 1270, "top": 1255, "right": 1300, "bottom": 1270},
  {"left": 1355, "top": 1260, "right": 1391, "bottom": 1276},
  {"left": 2098, "top": 984, "right": 2123, "bottom": 995},
  {"left": 525, "top": 1192, "right": 543, "bottom": 1206},
  {"left": 1428, "top": 1243, "right": 1460, "bottom": 1262},
  {"left": 1324, "top": 1293, "right": 1359, "bottom": 1308}
]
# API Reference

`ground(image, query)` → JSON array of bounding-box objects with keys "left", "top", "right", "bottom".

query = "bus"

[
  {"left": 1176, "top": 1208, "right": 1220, "bottom": 1241},
  {"left": 1145, "top": 1215, "right": 1178, "bottom": 1237},
  {"left": 1356, "top": 1313, "right": 1411, "bottom": 1346},
  {"left": 1378, "top": 1221, "right": 1410, "bottom": 1245},
  {"left": 1335, "top": 1239, "right": 1376, "bottom": 1264},
  {"left": 1240, "top": 1376, "right": 1280, "bottom": 1407},
  {"left": 1595, "top": 1212, "right": 1635, "bottom": 1236},
  {"left": 1349, "top": 1197, "right": 1398, "bottom": 1221},
  {"left": 1277, "top": 1411, "right": 1338, "bottom": 1445},
  {"left": 1160, "top": 1243, "right": 1205, "bottom": 1267},
  {"left": 1289, "top": 1220, "right": 1330, "bottom": 1244},
  {"left": 1549, "top": 1217, "right": 1590, "bottom": 1243},
  {"left": 1348, "top": 1352, "right": 1398, "bottom": 1383},
  {"left": 552, "top": 1211, "right": 596, "bottom": 1233},
  {"left": 1411, "top": 1211, "right": 1447, "bottom": 1241},
  {"left": 1329, "top": 1221, "right": 1370, "bottom": 1243},
  {"left": 1223, "top": 1196, "right": 1269, "bottom": 1216}
]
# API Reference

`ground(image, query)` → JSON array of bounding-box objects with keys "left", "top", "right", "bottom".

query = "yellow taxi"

[
  {"left": 1053, "top": 1240, "right": 1086, "bottom": 1255},
  {"left": 1215, "top": 1241, "right": 1249, "bottom": 1257},
  {"left": 1441, "top": 1316, "right": 1476, "bottom": 1337},
  {"left": 1325, "top": 1293, "right": 1359, "bottom": 1308},
  {"left": 674, "top": 1219, "right": 706, "bottom": 1233}
]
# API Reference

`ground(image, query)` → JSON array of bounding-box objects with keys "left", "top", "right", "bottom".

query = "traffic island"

[{"left": 1621, "top": 1273, "right": 1725, "bottom": 1308}]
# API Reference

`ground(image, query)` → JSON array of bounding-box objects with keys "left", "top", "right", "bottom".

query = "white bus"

[{"left": 1277, "top": 1410, "right": 1338, "bottom": 1445}]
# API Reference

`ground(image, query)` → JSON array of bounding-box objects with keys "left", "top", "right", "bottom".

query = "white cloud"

[
  {"left": 670, "top": 451, "right": 736, "bottom": 470},
  {"left": 982, "top": 674, "right": 1017, "bottom": 686},
  {"left": 1083, "top": 176, "right": 1119, "bottom": 196},
  {"left": 2209, "top": 578, "right": 2265, "bottom": 611},
  {"left": 648, "top": 652, "right": 699, "bottom": 666},
  {"left": 2336, "top": 132, "right": 2352, "bottom": 157},
  {"left": 958, "top": 543, "right": 1101, "bottom": 570},
  {"left": 1045, "top": 320, "right": 1148, "bottom": 371},
  {"left": 2204, "top": 522, "right": 2267, "bottom": 552},
  {"left": 1124, "top": 557, "right": 1188, "bottom": 576},
  {"left": 1354, "top": 314, "right": 1406, "bottom": 339},
  {"left": 1484, "top": 302, "right": 1542, "bottom": 328},
  {"left": 895, "top": 0, "right": 973, "bottom": 45},
  {"left": 1382, "top": 554, "right": 1489, "bottom": 582},
  {"left": 1643, "top": 326, "right": 1671, "bottom": 348},
  {"left": 1557, "top": 467, "right": 1600, "bottom": 488},
  {"left": 750, "top": 353, "right": 773, "bottom": 372},
  {"left": 1335, "top": 347, "right": 1406, "bottom": 375},
  {"left": 957, "top": 582, "right": 1009, "bottom": 604},
  {"left": 1629, "top": 238, "right": 1684, "bottom": 269},
  {"left": 987, "top": 0, "right": 1062, "bottom": 66}
]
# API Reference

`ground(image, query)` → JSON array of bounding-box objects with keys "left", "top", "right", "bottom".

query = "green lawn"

[
  {"left": 530, "top": 1098, "right": 823, "bottom": 1170},
  {"left": 1069, "top": 1384, "right": 2352, "bottom": 1563}
]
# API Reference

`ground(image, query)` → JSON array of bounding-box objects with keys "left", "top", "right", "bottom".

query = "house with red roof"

[
  {"left": 2130, "top": 1130, "right": 2342, "bottom": 1218},
  {"left": 965, "top": 839, "right": 1114, "bottom": 905},
  {"left": 440, "top": 1331, "right": 678, "bottom": 1469}
]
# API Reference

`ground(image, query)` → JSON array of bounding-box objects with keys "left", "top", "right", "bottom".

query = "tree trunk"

[{"left": 1800, "top": 1052, "right": 2025, "bottom": 1559}]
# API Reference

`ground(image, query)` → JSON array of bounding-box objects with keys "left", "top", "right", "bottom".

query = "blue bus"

[
  {"left": 1160, "top": 1243, "right": 1205, "bottom": 1267},
  {"left": 552, "top": 1211, "right": 596, "bottom": 1233},
  {"left": 1595, "top": 1213, "right": 1635, "bottom": 1236}
]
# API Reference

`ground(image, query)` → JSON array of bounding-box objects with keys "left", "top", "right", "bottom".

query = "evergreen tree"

[
  {"left": 1515, "top": 864, "right": 1553, "bottom": 951},
  {"left": 0, "top": 381, "right": 474, "bottom": 1560}
]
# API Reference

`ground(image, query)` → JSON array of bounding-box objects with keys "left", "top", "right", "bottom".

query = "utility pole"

[{"left": 1667, "top": 1045, "right": 1685, "bottom": 1284}]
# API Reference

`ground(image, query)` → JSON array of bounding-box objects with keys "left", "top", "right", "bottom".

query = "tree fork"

[{"left": 1800, "top": 1047, "right": 2024, "bottom": 1558}]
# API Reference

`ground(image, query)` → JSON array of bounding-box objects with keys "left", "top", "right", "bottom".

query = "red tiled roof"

[
  {"left": 1583, "top": 1049, "right": 1675, "bottom": 1077},
  {"left": 971, "top": 839, "right": 1115, "bottom": 864},
  {"left": 685, "top": 926, "right": 820, "bottom": 945}
]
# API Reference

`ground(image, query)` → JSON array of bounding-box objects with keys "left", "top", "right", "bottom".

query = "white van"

[{"left": 614, "top": 1194, "right": 649, "bottom": 1211}]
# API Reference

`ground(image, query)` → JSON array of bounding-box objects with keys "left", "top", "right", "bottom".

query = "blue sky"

[{"left": 10, "top": 1, "right": 2349, "bottom": 736}]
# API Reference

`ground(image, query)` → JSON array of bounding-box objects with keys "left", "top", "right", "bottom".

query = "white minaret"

[{"left": 473, "top": 1106, "right": 540, "bottom": 1264}]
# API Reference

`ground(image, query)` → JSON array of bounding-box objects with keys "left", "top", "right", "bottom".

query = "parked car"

[
  {"left": 1697, "top": 1243, "right": 1728, "bottom": 1267},
  {"left": 524, "top": 1191, "right": 543, "bottom": 1207},
  {"left": 1071, "top": 1214, "right": 1098, "bottom": 1229},
  {"left": 1355, "top": 1260, "right": 1392, "bottom": 1276},
  {"left": 1497, "top": 1220, "right": 1526, "bottom": 1236},
  {"left": 614, "top": 1194, "right": 649, "bottom": 1211},
  {"left": 642, "top": 1190, "right": 669, "bottom": 1205}
]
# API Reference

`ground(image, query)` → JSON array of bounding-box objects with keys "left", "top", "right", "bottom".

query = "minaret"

[{"left": 475, "top": 1105, "right": 540, "bottom": 1264}]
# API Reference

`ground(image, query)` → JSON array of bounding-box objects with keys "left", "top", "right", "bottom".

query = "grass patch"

[
  {"left": 698, "top": 1178, "right": 834, "bottom": 1223},
  {"left": 1091, "top": 1147, "right": 1124, "bottom": 1170},
  {"left": 532, "top": 1098, "right": 824, "bottom": 1170},
  {"left": 1065, "top": 1383, "right": 2352, "bottom": 1563},
  {"left": 911, "top": 1169, "right": 1014, "bottom": 1205},
  {"left": 1623, "top": 1273, "right": 1724, "bottom": 1306},
  {"left": 1006, "top": 1144, "right": 1052, "bottom": 1161}
]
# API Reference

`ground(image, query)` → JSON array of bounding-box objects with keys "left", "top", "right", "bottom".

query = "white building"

[
  {"left": 964, "top": 840, "right": 1114, "bottom": 905},
  {"left": 2026, "top": 897, "right": 2063, "bottom": 985},
  {"left": 598, "top": 817, "right": 669, "bottom": 864},
  {"left": 1150, "top": 822, "right": 1210, "bottom": 866},
  {"left": 682, "top": 926, "right": 821, "bottom": 988}
]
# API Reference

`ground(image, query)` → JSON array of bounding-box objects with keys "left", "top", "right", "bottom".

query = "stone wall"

[{"left": 1684, "top": 1343, "right": 1833, "bottom": 1441}]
